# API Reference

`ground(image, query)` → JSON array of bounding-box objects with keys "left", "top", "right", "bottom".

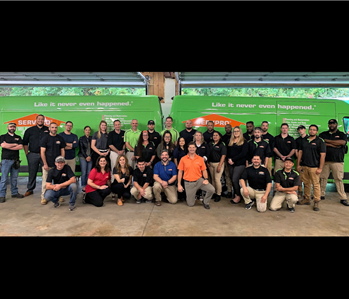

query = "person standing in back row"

[
  {"left": 91, "top": 120, "right": 110, "bottom": 168},
  {"left": 294, "top": 125, "right": 308, "bottom": 200},
  {"left": 203, "top": 121, "right": 215, "bottom": 144},
  {"left": 273, "top": 123, "right": 296, "bottom": 173},
  {"left": 243, "top": 121, "right": 254, "bottom": 142},
  {"left": 161, "top": 116, "right": 179, "bottom": 146},
  {"left": 179, "top": 120, "right": 197, "bottom": 145},
  {"left": 108, "top": 119, "right": 125, "bottom": 184},
  {"left": 147, "top": 120, "right": 161, "bottom": 165},
  {"left": 297, "top": 125, "right": 326, "bottom": 212},
  {"left": 246, "top": 127, "right": 271, "bottom": 167},
  {"left": 124, "top": 119, "right": 141, "bottom": 169},
  {"left": 260, "top": 121, "right": 275, "bottom": 176},
  {"left": 221, "top": 124, "right": 233, "bottom": 198},
  {"left": 59, "top": 121, "right": 78, "bottom": 173},
  {"left": 319, "top": 119, "right": 349, "bottom": 206},
  {"left": 22, "top": 114, "right": 49, "bottom": 197}
]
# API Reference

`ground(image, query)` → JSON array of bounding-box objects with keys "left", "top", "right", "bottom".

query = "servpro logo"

[
  {"left": 183, "top": 114, "right": 245, "bottom": 128},
  {"left": 4, "top": 113, "right": 66, "bottom": 127}
]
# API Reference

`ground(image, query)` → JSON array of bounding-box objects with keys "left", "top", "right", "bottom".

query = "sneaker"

[
  {"left": 41, "top": 198, "right": 48, "bottom": 205},
  {"left": 340, "top": 200, "right": 349, "bottom": 206},
  {"left": 321, "top": 196, "right": 325, "bottom": 200},
  {"left": 11, "top": 193, "right": 24, "bottom": 198},
  {"left": 245, "top": 200, "right": 254, "bottom": 210},
  {"left": 54, "top": 202, "right": 61, "bottom": 208},
  {"left": 0, "top": 197, "right": 5, "bottom": 203},
  {"left": 136, "top": 198, "right": 141, "bottom": 204},
  {"left": 287, "top": 203, "right": 295, "bottom": 213},
  {"left": 69, "top": 205, "right": 76, "bottom": 211},
  {"left": 82, "top": 193, "right": 86, "bottom": 204}
]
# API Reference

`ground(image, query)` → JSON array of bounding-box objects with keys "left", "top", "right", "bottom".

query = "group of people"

[{"left": 0, "top": 113, "right": 348, "bottom": 214}]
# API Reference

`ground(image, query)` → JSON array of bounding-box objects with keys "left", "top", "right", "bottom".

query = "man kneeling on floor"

[
  {"left": 269, "top": 157, "right": 300, "bottom": 213},
  {"left": 240, "top": 155, "right": 272, "bottom": 212},
  {"left": 131, "top": 158, "right": 154, "bottom": 203},
  {"left": 153, "top": 149, "right": 178, "bottom": 206},
  {"left": 44, "top": 156, "right": 77, "bottom": 211}
]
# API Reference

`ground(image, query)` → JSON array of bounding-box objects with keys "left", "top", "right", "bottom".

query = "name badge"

[
  {"left": 259, "top": 172, "right": 265, "bottom": 175},
  {"left": 56, "top": 141, "right": 61, "bottom": 144},
  {"left": 289, "top": 177, "right": 294, "bottom": 180},
  {"left": 143, "top": 174, "right": 147, "bottom": 177},
  {"left": 62, "top": 173, "right": 66, "bottom": 176},
  {"left": 287, "top": 141, "right": 291, "bottom": 143},
  {"left": 311, "top": 143, "right": 316, "bottom": 145},
  {"left": 335, "top": 136, "right": 339, "bottom": 138},
  {"left": 260, "top": 145, "right": 264, "bottom": 148}
]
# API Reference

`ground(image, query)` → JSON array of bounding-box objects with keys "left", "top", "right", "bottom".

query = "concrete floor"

[{"left": 0, "top": 178, "right": 349, "bottom": 236}]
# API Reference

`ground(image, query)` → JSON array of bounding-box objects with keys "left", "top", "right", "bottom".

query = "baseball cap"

[
  {"left": 55, "top": 156, "right": 66, "bottom": 163},
  {"left": 7, "top": 122, "right": 16, "bottom": 127},
  {"left": 148, "top": 120, "right": 155, "bottom": 125},
  {"left": 284, "top": 157, "right": 293, "bottom": 162},
  {"left": 297, "top": 125, "right": 306, "bottom": 130},
  {"left": 328, "top": 119, "right": 337, "bottom": 124}
]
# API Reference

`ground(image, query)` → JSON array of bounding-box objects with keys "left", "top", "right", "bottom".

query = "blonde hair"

[
  {"left": 97, "top": 120, "right": 108, "bottom": 139},
  {"left": 193, "top": 130, "right": 204, "bottom": 144},
  {"left": 229, "top": 126, "right": 244, "bottom": 146}
]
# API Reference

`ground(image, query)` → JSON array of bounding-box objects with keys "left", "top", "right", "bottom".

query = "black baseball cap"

[
  {"left": 297, "top": 125, "right": 306, "bottom": 130},
  {"left": 148, "top": 120, "right": 155, "bottom": 125},
  {"left": 328, "top": 119, "right": 337, "bottom": 124},
  {"left": 284, "top": 157, "right": 294, "bottom": 162}
]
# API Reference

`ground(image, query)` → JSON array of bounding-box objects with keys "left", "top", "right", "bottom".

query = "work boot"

[
  {"left": 24, "top": 191, "right": 33, "bottom": 197},
  {"left": 0, "top": 197, "right": 5, "bottom": 203},
  {"left": 340, "top": 200, "right": 349, "bottom": 206},
  {"left": 41, "top": 198, "right": 48, "bottom": 205},
  {"left": 313, "top": 201, "right": 320, "bottom": 212},
  {"left": 12, "top": 193, "right": 24, "bottom": 198},
  {"left": 297, "top": 198, "right": 311, "bottom": 205}
]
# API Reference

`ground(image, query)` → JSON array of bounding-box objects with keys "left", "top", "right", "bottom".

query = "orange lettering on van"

[
  {"left": 182, "top": 114, "right": 245, "bottom": 128},
  {"left": 4, "top": 114, "right": 66, "bottom": 127}
]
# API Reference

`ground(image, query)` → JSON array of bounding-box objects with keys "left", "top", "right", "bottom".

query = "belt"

[
  {"left": 255, "top": 189, "right": 266, "bottom": 191},
  {"left": 184, "top": 180, "right": 199, "bottom": 183},
  {"left": 98, "top": 149, "right": 108, "bottom": 153},
  {"left": 29, "top": 152, "right": 40, "bottom": 155}
]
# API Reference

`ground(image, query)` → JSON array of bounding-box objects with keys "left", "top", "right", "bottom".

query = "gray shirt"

[{"left": 92, "top": 131, "right": 108, "bottom": 150}]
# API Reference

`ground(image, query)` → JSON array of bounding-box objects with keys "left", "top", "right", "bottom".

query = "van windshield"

[{"left": 343, "top": 117, "right": 349, "bottom": 137}]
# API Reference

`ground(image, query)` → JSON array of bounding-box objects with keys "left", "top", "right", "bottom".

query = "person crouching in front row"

[{"left": 240, "top": 155, "right": 272, "bottom": 212}]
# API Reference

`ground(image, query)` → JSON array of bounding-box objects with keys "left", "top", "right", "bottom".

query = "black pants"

[
  {"left": 228, "top": 164, "right": 245, "bottom": 198},
  {"left": 110, "top": 182, "right": 131, "bottom": 199},
  {"left": 26, "top": 152, "right": 44, "bottom": 192},
  {"left": 85, "top": 187, "right": 111, "bottom": 207}
]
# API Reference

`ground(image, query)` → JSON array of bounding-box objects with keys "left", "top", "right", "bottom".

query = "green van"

[
  {"left": 169, "top": 95, "right": 349, "bottom": 183},
  {"left": 0, "top": 95, "right": 163, "bottom": 176}
]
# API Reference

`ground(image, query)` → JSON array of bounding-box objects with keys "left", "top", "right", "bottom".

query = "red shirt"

[{"left": 85, "top": 168, "right": 111, "bottom": 193}]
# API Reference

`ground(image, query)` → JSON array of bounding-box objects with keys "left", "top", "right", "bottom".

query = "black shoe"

[
  {"left": 136, "top": 198, "right": 141, "bottom": 204},
  {"left": 54, "top": 202, "right": 61, "bottom": 208},
  {"left": 214, "top": 195, "right": 221, "bottom": 202},
  {"left": 321, "top": 196, "right": 325, "bottom": 200},
  {"left": 82, "top": 193, "right": 86, "bottom": 204},
  {"left": 230, "top": 199, "right": 240, "bottom": 204},
  {"left": 340, "top": 200, "right": 349, "bottom": 206},
  {"left": 69, "top": 205, "right": 76, "bottom": 211},
  {"left": 226, "top": 192, "right": 233, "bottom": 198},
  {"left": 245, "top": 201, "right": 254, "bottom": 210},
  {"left": 141, "top": 197, "right": 146, "bottom": 203},
  {"left": 11, "top": 193, "right": 24, "bottom": 198},
  {"left": 0, "top": 197, "right": 5, "bottom": 203},
  {"left": 212, "top": 193, "right": 217, "bottom": 200},
  {"left": 287, "top": 203, "right": 295, "bottom": 213},
  {"left": 203, "top": 203, "right": 210, "bottom": 209}
]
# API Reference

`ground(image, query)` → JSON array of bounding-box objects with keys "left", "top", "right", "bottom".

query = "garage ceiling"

[
  {"left": 178, "top": 72, "right": 349, "bottom": 88},
  {"left": 0, "top": 72, "right": 148, "bottom": 87}
]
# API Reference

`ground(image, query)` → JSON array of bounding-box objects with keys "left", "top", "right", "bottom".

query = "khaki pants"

[
  {"left": 126, "top": 151, "right": 136, "bottom": 170},
  {"left": 320, "top": 162, "right": 347, "bottom": 200},
  {"left": 153, "top": 182, "right": 177, "bottom": 204},
  {"left": 131, "top": 186, "right": 153, "bottom": 200},
  {"left": 270, "top": 191, "right": 298, "bottom": 210},
  {"left": 184, "top": 178, "right": 215, "bottom": 206},
  {"left": 274, "top": 159, "right": 284, "bottom": 173},
  {"left": 110, "top": 151, "right": 120, "bottom": 183},
  {"left": 41, "top": 166, "right": 53, "bottom": 200},
  {"left": 208, "top": 162, "right": 224, "bottom": 195},
  {"left": 224, "top": 160, "right": 232, "bottom": 192},
  {"left": 65, "top": 158, "right": 76, "bottom": 174},
  {"left": 302, "top": 166, "right": 321, "bottom": 202},
  {"left": 240, "top": 186, "right": 268, "bottom": 212},
  {"left": 267, "top": 157, "right": 273, "bottom": 176}
]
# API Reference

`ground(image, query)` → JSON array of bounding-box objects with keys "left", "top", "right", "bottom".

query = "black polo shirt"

[
  {"left": 208, "top": 141, "right": 227, "bottom": 163},
  {"left": 134, "top": 142, "right": 156, "bottom": 163},
  {"left": 133, "top": 166, "right": 153, "bottom": 187},
  {"left": 46, "top": 164, "right": 75, "bottom": 185},
  {"left": 22, "top": 125, "right": 49, "bottom": 153},
  {"left": 195, "top": 142, "right": 210, "bottom": 159},
  {"left": 294, "top": 135, "right": 308, "bottom": 164},
  {"left": 148, "top": 130, "right": 161, "bottom": 149},
  {"left": 299, "top": 136, "right": 326, "bottom": 168},
  {"left": 180, "top": 128, "right": 197, "bottom": 145},
  {"left": 0, "top": 132, "right": 23, "bottom": 160},
  {"left": 319, "top": 130, "right": 348, "bottom": 163},
  {"left": 40, "top": 134, "right": 66, "bottom": 167},
  {"left": 243, "top": 132, "right": 253, "bottom": 142},
  {"left": 261, "top": 132, "right": 275, "bottom": 156},
  {"left": 240, "top": 165, "right": 272, "bottom": 190},
  {"left": 107, "top": 130, "right": 125, "bottom": 151},
  {"left": 274, "top": 134, "right": 296, "bottom": 159},
  {"left": 203, "top": 130, "right": 214, "bottom": 144},
  {"left": 222, "top": 133, "right": 232, "bottom": 147},
  {"left": 247, "top": 139, "right": 271, "bottom": 164},
  {"left": 274, "top": 168, "right": 301, "bottom": 189}
]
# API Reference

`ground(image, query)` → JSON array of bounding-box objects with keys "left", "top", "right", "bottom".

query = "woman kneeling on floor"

[
  {"left": 111, "top": 154, "right": 133, "bottom": 206},
  {"left": 84, "top": 156, "right": 111, "bottom": 207}
]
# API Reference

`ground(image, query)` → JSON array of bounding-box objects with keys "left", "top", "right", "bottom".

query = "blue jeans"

[
  {"left": 79, "top": 157, "right": 92, "bottom": 188},
  {"left": 44, "top": 183, "right": 78, "bottom": 206},
  {"left": 0, "top": 159, "right": 19, "bottom": 197}
]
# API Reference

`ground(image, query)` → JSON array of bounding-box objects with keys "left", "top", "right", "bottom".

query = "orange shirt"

[{"left": 177, "top": 153, "right": 206, "bottom": 182}]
